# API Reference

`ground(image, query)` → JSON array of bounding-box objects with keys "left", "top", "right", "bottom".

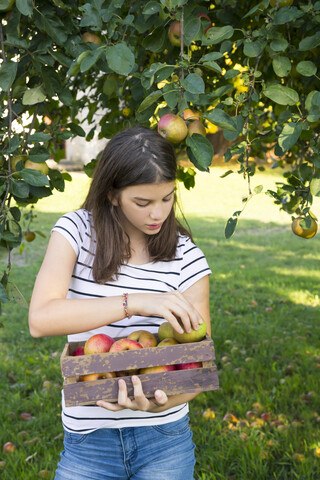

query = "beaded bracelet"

[{"left": 122, "top": 293, "right": 131, "bottom": 319}]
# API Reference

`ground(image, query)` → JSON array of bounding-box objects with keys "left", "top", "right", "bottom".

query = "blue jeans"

[{"left": 54, "top": 415, "right": 196, "bottom": 480}]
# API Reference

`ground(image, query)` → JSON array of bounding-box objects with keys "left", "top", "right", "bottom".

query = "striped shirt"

[{"left": 53, "top": 209, "right": 211, "bottom": 433}]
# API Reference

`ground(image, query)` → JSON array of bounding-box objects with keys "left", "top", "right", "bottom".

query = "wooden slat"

[{"left": 63, "top": 365, "right": 219, "bottom": 406}]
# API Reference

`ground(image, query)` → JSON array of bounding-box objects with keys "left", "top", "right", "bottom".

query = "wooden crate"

[{"left": 60, "top": 335, "right": 219, "bottom": 407}]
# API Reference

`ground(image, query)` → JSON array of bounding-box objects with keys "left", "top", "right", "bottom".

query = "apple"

[
  {"left": 157, "top": 337, "right": 179, "bottom": 346},
  {"left": 79, "top": 371, "right": 116, "bottom": 382},
  {"left": 39, "top": 471, "right": 51, "bottom": 478},
  {"left": 82, "top": 32, "right": 102, "bottom": 45},
  {"left": 3, "top": 442, "right": 16, "bottom": 452},
  {"left": 291, "top": 216, "right": 317, "bottom": 239},
  {"left": 176, "top": 362, "right": 202, "bottom": 370},
  {"left": 173, "top": 318, "right": 207, "bottom": 343},
  {"left": 168, "top": 21, "right": 181, "bottom": 47},
  {"left": 24, "top": 160, "right": 49, "bottom": 175},
  {"left": 84, "top": 333, "right": 114, "bottom": 354},
  {"left": 24, "top": 231, "right": 36, "bottom": 242},
  {"left": 11, "top": 154, "right": 28, "bottom": 172},
  {"left": 139, "top": 364, "right": 176, "bottom": 374},
  {"left": 20, "top": 412, "right": 32, "bottom": 420},
  {"left": 261, "top": 413, "right": 272, "bottom": 422},
  {"left": 188, "top": 120, "right": 206, "bottom": 137},
  {"left": 183, "top": 109, "right": 200, "bottom": 121},
  {"left": 127, "top": 330, "right": 157, "bottom": 348},
  {"left": 158, "top": 114, "right": 188, "bottom": 144},
  {"left": 158, "top": 321, "right": 175, "bottom": 341},
  {"left": 197, "top": 14, "right": 212, "bottom": 34},
  {"left": 109, "top": 338, "right": 143, "bottom": 352},
  {"left": 72, "top": 346, "right": 85, "bottom": 356}
]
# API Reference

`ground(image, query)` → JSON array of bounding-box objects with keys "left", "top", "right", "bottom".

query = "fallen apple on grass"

[
  {"left": 127, "top": 330, "right": 157, "bottom": 348},
  {"left": 3, "top": 442, "right": 16, "bottom": 452},
  {"left": 84, "top": 333, "right": 114, "bottom": 354}
]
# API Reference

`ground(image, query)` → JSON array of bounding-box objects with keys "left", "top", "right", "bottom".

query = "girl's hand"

[
  {"left": 96, "top": 376, "right": 168, "bottom": 412},
  {"left": 129, "top": 291, "right": 203, "bottom": 335}
]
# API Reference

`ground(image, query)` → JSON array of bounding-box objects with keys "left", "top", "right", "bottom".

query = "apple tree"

[{"left": 0, "top": 0, "right": 320, "bottom": 315}]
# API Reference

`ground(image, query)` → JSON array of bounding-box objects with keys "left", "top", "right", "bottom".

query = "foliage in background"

[{"left": 0, "top": 0, "right": 320, "bottom": 311}]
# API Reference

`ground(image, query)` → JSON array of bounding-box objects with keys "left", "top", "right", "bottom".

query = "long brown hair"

[{"left": 83, "top": 126, "right": 192, "bottom": 283}]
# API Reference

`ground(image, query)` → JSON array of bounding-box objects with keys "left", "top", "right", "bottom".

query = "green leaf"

[
  {"left": 180, "top": 73, "right": 205, "bottom": 94},
  {"left": 0, "top": 283, "right": 9, "bottom": 304},
  {"left": 274, "top": 7, "right": 303, "bottom": 25},
  {"left": 186, "top": 134, "right": 213, "bottom": 172},
  {"left": 143, "top": 1, "right": 162, "bottom": 14},
  {"left": 200, "top": 52, "right": 224, "bottom": 62},
  {"left": 254, "top": 185, "right": 263, "bottom": 194},
  {"left": 29, "top": 146, "right": 51, "bottom": 163},
  {"left": 10, "top": 179, "right": 30, "bottom": 198},
  {"left": 272, "top": 56, "right": 291, "bottom": 77},
  {"left": 310, "top": 178, "right": 320, "bottom": 197},
  {"left": 0, "top": 61, "right": 18, "bottom": 91},
  {"left": 184, "top": 16, "right": 201, "bottom": 46},
  {"left": 204, "top": 25, "right": 234, "bottom": 45},
  {"left": 201, "top": 61, "right": 222, "bottom": 74},
  {"left": 28, "top": 132, "right": 52, "bottom": 143},
  {"left": 137, "top": 90, "right": 162, "bottom": 113},
  {"left": 220, "top": 170, "right": 233, "bottom": 178},
  {"left": 278, "top": 122, "right": 302, "bottom": 152},
  {"left": 204, "top": 109, "right": 237, "bottom": 132},
  {"left": 270, "top": 38, "right": 288, "bottom": 52},
  {"left": 20, "top": 169, "right": 50, "bottom": 187},
  {"left": 305, "top": 91, "right": 320, "bottom": 111},
  {"left": 22, "top": 86, "right": 46, "bottom": 105},
  {"left": 299, "top": 32, "right": 320, "bottom": 51},
  {"left": 263, "top": 85, "right": 299, "bottom": 106},
  {"left": 225, "top": 211, "right": 241, "bottom": 239},
  {"left": 142, "top": 26, "right": 166, "bottom": 52},
  {"left": 80, "top": 49, "right": 103, "bottom": 73},
  {"left": 243, "top": 2, "right": 264, "bottom": 18},
  {"left": 296, "top": 61, "right": 317, "bottom": 77},
  {"left": 41, "top": 66, "right": 62, "bottom": 97},
  {"left": 16, "top": 0, "right": 33, "bottom": 16},
  {"left": 243, "top": 39, "right": 265, "bottom": 57},
  {"left": 106, "top": 43, "right": 135, "bottom": 76},
  {"left": 67, "top": 122, "right": 86, "bottom": 137}
]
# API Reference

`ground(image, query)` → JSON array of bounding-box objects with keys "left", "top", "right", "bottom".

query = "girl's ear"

[{"left": 107, "top": 190, "right": 119, "bottom": 206}]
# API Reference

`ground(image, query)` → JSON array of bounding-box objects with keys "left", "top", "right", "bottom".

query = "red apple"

[
  {"left": 158, "top": 321, "right": 175, "bottom": 341},
  {"left": 261, "top": 413, "right": 272, "bottom": 422},
  {"left": 109, "top": 338, "right": 143, "bottom": 352},
  {"left": 72, "top": 346, "right": 85, "bottom": 356},
  {"left": 197, "top": 14, "right": 212, "bottom": 34},
  {"left": 139, "top": 364, "right": 176, "bottom": 374},
  {"left": 176, "top": 362, "right": 202, "bottom": 370},
  {"left": 3, "top": 442, "right": 16, "bottom": 452},
  {"left": 127, "top": 330, "right": 157, "bottom": 348},
  {"left": 158, "top": 114, "right": 188, "bottom": 144},
  {"left": 84, "top": 334, "right": 114, "bottom": 354},
  {"left": 20, "top": 412, "right": 32, "bottom": 420},
  {"left": 168, "top": 21, "right": 181, "bottom": 47},
  {"left": 157, "top": 337, "right": 179, "bottom": 346},
  {"left": 187, "top": 119, "right": 206, "bottom": 137}
]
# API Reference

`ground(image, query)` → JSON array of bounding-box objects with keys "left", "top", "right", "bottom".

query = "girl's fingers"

[
  {"left": 132, "top": 376, "right": 151, "bottom": 411},
  {"left": 154, "top": 389, "right": 168, "bottom": 406}
]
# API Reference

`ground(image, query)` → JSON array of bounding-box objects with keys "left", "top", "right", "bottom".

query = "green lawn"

[{"left": 1, "top": 167, "right": 320, "bottom": 479}]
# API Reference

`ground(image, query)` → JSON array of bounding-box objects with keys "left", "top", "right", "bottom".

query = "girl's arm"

[
  {"left": 29, "top": 232, "right": 203, "bottom": 337},
  {"left": 97, "top": 274, "right": 211, "bottom": 413}
]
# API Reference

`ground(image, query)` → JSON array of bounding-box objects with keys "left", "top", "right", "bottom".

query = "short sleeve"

[
  {"left": 51, "top": 210, "right": 88, "bottom": 256},
  {"left": 178, "top": 236, "right": 212, "bottom": 292}
]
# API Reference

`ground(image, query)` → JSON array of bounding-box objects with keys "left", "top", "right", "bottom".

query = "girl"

[{"left": 29, "top": 126, "right": 212, "bottom": 480}]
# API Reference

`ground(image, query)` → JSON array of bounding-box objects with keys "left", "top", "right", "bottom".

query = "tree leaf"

[
  {"left": 278, "top": 122, "right": 302, "bottom": 152},
  {"left": 225, "top": 211, "right": 241, "bottom": 239},
  {"left": 243, "top": 39, "right": 265, "bottom": 57},
  {"left": 29, "top": 146, "right": 51, "bottom": 163},
  {"left": 67, "top": 123, "right": 86, "bottom": 137},
  {"left": 183, "top": 16, "right": 201, "bottom": 46},
  {"left": 10, "top": 179, "right": 30, "bottom": 198},
  {"left": 106, "top": 43, "right": 135, "bottom": 75},
  {"left": 270, "top": 38, "right": 288, "bottom": 52},
  {"left": 201, "top": 61, "right": 222, "bottom": 74},
  {"left": 274, "top": 6, "right": 303, "bottom": 25},
  {"left": 204, "top": 109, "right": 237, "bottom": 132},
  {"left": 142, "top": 26, "right": 166, "bottom": 53},
  {"left": 28, "top": 132, "right": 52, "bottom": 143},
  {"left": 296, "top": 61, "right": 317, "bottom": 77},
  {"left": 0, "top": 283, "right": 9, "bottom": 304},
  {"left": 16, "top": 0, "right": 33, "bottom": 16},
  {"left": 137, "top": 90, "right": 162, "bottom": 113},
  {"left": 263, "top": 85, "right": 299, "bottom": 106},
  {"left": 272, "top": 56, "right": 291, "bottom": 77},
  {"left": 80, "top": 49, "right": 103, "bottom": 73},
  {"left": 0, "top": 61, "right": 18, "bottom": 91},
  {"left": 20, "top": 169, "right": 50, "bottom": 187},
  {"left": 180, "top": 73, "right": 205, "bottom": 94},
  {"left": 22, "top": 86, "right": 46, "bottom": 105},
  {"left": 186, "top": 134, "right": 213, "bottom": 172},
  {"left": 142, "top": 1, "right": 162, "bottom": 15},
  {"left": 299, "top": 32, "right": 320, "bottom": 51},
  {"left": 310, "top": 178, "right": 320, "bottom": 197},
  {"left": 204, "top": 26, "right": 234, "bottom": 45}
]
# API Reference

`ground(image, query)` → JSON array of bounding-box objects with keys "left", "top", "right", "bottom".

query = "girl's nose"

[{"left": 150, "top": 205, "right": 163, "bottom": 220}]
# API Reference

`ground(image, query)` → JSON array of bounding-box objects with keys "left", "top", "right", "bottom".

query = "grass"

[{"left": 0, "top": 167, "right": 320, "bottom": 479}]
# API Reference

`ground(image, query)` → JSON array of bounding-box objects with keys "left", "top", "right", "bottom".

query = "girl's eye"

[
  {"left": 163, "top": 197, "right": 173, "bottom": 203},
  {"left": 136, "top": 203, "right": 149, "bottom": 208}
]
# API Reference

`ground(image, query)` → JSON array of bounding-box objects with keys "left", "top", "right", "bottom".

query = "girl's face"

[{"left": 113, "top": 181, "right": 175, "bottom": 239}]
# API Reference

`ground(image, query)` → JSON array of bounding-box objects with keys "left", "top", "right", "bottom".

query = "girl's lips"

[{"left": 147, "top": 223, "right": 163, "bottom": 230}]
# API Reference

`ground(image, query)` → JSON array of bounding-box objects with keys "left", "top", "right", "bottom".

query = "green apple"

[
  {"left": 24, "top": 160, "right": 49, "bottom": 175},
  {"left": 173, "top": 318, "right": 207, "bottom": 343},
  {"left": 157, "top": 337, "right": 179, "bottom": 346},
  {"left": 158, "top": 321, "right": 175, "bottom": 342}
]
